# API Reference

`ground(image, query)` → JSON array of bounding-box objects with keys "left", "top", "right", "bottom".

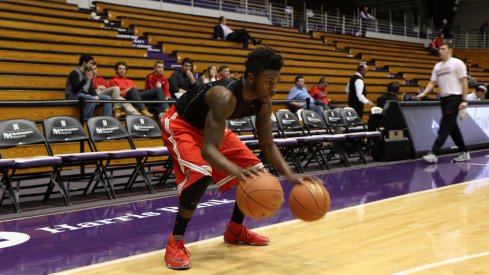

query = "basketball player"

[
  {"left": 160, "top": 47, "right": 316, "bottom": 269},
  {"left": 416, "top": 42, "right": 470, "bottom": 163}
]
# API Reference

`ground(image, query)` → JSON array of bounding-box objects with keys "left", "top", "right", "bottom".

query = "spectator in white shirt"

[
  {"left": 466, "top": 85, "right": 487, "bottom": 101},
  {"left": 213, "top": 16, "right": 262, "bottom": 49},
  {"left": 360, "top": 6, "right": 376, "bottom": 37}
]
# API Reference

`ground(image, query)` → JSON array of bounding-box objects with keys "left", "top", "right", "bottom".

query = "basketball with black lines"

[
  {"left": 288, "top": 179, "right": 330, "bottom": 221},
  {"left": 236, "top": 172, "right": 284, "bottom": 219}
]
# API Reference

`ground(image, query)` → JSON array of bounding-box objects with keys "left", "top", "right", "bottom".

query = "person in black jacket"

[
  {"left": 65, "top": 54, "right": 112, "bottom": 120},
  {"left": 213, "top": 16, "right": 262, "bottom": 49},
  {"left": 376, "top": 82, "right": 400, "bottom": 109},
  {"left": 347, "top": 64, "right": 373, "bottom": 117}
]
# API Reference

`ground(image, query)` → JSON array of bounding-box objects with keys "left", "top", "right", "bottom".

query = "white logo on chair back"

[
  {"left": 12, "top": 124, "right": 19, "bottom": 131},
  {"left": 140, "top": 118, "right": 145, "bottom": 124},
  {"left": 0, "top": 232, "right": 30, "bottom": 249},
  {"left": 102, "top": 120, "right": 108, "bottom": 127},
  {"left": 61, "top": 120, "right": 66, "bottom": 127}
]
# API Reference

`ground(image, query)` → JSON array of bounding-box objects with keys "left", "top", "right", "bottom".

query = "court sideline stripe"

[{"left": 392, "top": 251, "right": 489, "bottom": 274}]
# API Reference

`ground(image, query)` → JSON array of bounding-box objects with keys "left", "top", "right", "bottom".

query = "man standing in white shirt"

[
  {"left": 417, "top": 42, "right": 470, "bottom": 163},
  {"left": 213, "top": 16, "right": 262, "bottom": 49},
  {"left": 347, "top": 64, "right": 373, "bottom": 118}
]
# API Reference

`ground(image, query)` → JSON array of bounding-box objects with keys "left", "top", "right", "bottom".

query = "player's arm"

[
  {"left": 202, "top": 87, "right": 245, "bottom": 178},
  {"left": 459, "top": 77, "right": 469, "bottom": 109},
  {"left": 417, "top": 81, "right": 436, "bottom": 100},
  {"left": 255, "top": 102, "right": 300, "bottom": 184}
]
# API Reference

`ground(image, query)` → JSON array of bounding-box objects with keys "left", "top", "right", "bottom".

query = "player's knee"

[{"left": 179, "top": 176, "right": 212, "bottom": 211}]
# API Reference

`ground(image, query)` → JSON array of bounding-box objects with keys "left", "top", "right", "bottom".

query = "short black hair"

[
  {"left": 441, "top": 41, "right": 453, "bottom": 49},
  {"left": 244, "top": 47, "right": 283, "bottom": 78},
  {"left": 114, "top": 61, "right": 127, "bottom": 71},
  {"left": 294, "top": 75, "right": 304, "bottom": 83},
  {"left": 79, "top": 54, "right": 93, "bottom": 66},
  {"left": 387, "top": 81, "right": 400, "bottom": 93},
  {"left": 182, "top": 57, "right": 193, "bottom": 66},
  {"left": 218, "top": 16, "right": 225, "bottom": 23}
]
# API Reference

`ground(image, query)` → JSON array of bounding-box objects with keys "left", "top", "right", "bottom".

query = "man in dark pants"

[
  {"left": 213, "top": 16, "right": 262, "bottom": 49},
  {"left": 417, "top": 42, "right": 470, "bottom": 163},
  {"left": 347, "top": 63, "right": 373, "bottom": 118}
]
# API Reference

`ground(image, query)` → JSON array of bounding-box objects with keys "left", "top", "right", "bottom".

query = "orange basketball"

[
  {"left": 236, "top": 172, "right": 284, "bottom": 219},
  {"left": 288, "top": 179, "right": 330, "bottom": 221}
]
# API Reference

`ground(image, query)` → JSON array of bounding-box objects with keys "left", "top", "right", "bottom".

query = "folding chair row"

[{"left": 0, "top": 115, "right": 171, "bottom": 213}]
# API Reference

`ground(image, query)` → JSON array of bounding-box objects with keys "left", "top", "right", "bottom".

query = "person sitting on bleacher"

[
  {"left": 169, "top": 58, "right": 197, "bottom": 99},
  {"left": 467, "top": 85, "right": 487, "bottom": 101},
  {"left": 287, "top": 75, "right": 323, "bottom": 115},
  {"left": 213, "top": 16, "right": 262, "bottom": 49},
  {"left": 309, "top": 77, "right": 332, "bottom": 109},
  {"left": 109, "top": 61, "right": 164, "bottom": 119},
  {"left": 92, "top": 62, "right": 140, "bottom": 119},
  {"left": 217, "top": 65, "right": 231, "bottom": 80},
  {"left": 65, "top": 54, "right": 112, "bottom": 121},
  {"left": 145, "top": 60, "right": 171, "bottom": 112},
  {"left": 376, "top": 81, "right": 400, "bottom": 109},
  {"left": 198, "top": 65, "right": 217, "bottom": 85}
]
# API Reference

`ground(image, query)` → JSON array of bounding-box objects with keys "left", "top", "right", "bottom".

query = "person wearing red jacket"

[
  {"left": 92, "top": 62, "right": 140, "bottom": 118},
  {"left": 145, "top": 61, "right": 170, "bottom": 112},
  {"left": 309, "top": 77, "right": 330, "bottom": 109},
  {"left": 109, "top": 61, "right": 166, "bottom": 118}
]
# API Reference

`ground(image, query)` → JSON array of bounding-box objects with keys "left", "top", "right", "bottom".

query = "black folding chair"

[
  {"left": 125, "top": 115, "right": 173, "bottom": 186},
  {"left": 0, "top": 119, "right": 67, "bottom": 212},
  {"left": 339, "top": 108, "right": 382, "bottom": 161},
  {"left": 275, "top": 110, "right": 329, "bottom": 171},
  {"left": 43, "top": 116, "right": 115, "bottom": 200},
  {"left": 86, "top": 116, "right": 153, "bottom": 194},
  {"left": 0, "top": 159, "right": 15, "bottom": 211},
  {"left": 299, "top": 109, "right": 350, "bottom": 167}
]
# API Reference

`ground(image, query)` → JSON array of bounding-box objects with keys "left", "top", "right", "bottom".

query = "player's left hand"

[
  {"left": 459, "top": 101, "right": 468, "bottom": 110},
  {"left": 239, "top": 166, "right": 266, "bottom": 181}
]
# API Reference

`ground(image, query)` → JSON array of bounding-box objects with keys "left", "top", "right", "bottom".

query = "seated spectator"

[
  {"left": 467, "top": 85, "right": 487, "bottom": 101},
  {"left": 213, "top": 16, "right": 262, "bottom": 49},
  {"left": 65, "top": 54, "right": 112, "bottom": 121},
  {"left": 109, "top": 61, "right": 165, "bottom": 118},
  {"left": 230, "top": 70, "right": 238, "bottom": 78},
  {"left": 287, "top": 75, "right": 323, "bottom": 115},
  {"left": 198, "top": 65, "right": 217, "bottom": 84},
  {"left": 428, "top": 37, "right": 439, "bottom": 56},
  {"left": 217, "top": 65, "right": 231, "bottom": 80},
  {"left": 169, "top": 57, "right": 197, "bottom": 99},
  {"left": 376, "top": 81, "right": 400, "bottom": 108},
  {"left": 309, "top": 77, "right": 331, "bottom": 109},
  {"left": 145, "top": 60, "right": 171, "bottom": 112},
  {"left": 92, "top": 62, "right": 139, "bottom": 119}
]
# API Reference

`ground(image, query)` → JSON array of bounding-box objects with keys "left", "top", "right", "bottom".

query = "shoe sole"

[
  {"left": 224, "top": 239, "right": 269, "bottom": 246},
  {"left": 422, "top": 158, "right": 437, "bottom": 163},
  {"left": 166, "top": 262, "right": 191, "bottom": 270}
]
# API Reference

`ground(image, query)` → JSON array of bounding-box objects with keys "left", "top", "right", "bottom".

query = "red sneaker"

[
  {"left": 164, "top": 234, "right": 191, "bottom": 270},
  {"left": 223, "top": 221, "right": 269, "bottom": 246}
]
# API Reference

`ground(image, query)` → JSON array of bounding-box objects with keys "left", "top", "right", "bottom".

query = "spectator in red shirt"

[
  {"left": 92, "top": 62, "right": 140, "bottom": 118},
  {"left": 309, "top": 77, "right": 330, "bottom": 109},
  {"left": 145, "top": 60, "right": 170, "bottom": 112},
  {"left": 109, "top": 61, "right": 166, "bottom": 118}
]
